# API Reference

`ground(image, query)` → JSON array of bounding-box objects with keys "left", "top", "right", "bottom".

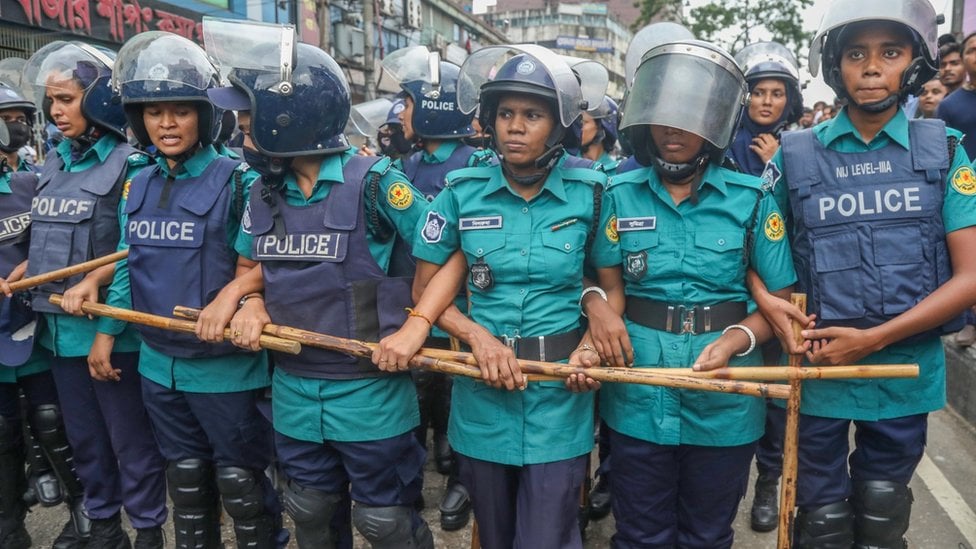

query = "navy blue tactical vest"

[
  {"left": 0, "top": 172, "right": 38, "bottom": 367},
  {"left": 782, "top": 119, "right": 962, "bottom": 340},
  {"left": 249, "top": 156, "right": 412, "bottom": 380},
  {"left": 401, "top": 143, "right": 478, "bottom": 201},
  {"left": 27, "top": 144, "right": 138, "bottom": 314},
  {"left": 124, "top": 157, "right": 242, "bottom": 358}
]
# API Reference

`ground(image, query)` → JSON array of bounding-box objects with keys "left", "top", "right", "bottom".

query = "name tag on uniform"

[
  {"left": 616, "top": 216, "right": 656, "bottom": 232},
  {"left": 459, "top": 216, "right": 503, "bottom": 230},
  {"left": 254, "top": 232, "right": 345, "bottom": 261}
]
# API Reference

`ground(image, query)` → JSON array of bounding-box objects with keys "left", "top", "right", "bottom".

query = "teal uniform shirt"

[
  {"left": 37, "top": 135, "right": 143, "bottom": 358},
  {"left": 99, "top": 145, "right": 269, "bottom": 393},
  {"left": 412, "top": 153, "right": 606, "bottom": 466},
  {"left": 0, "top": 158, "right": 49, "bottom": 382},
  {"left": 594, "top": 151, "right": 619, "bottom": 177},
  {"left": 591, "top": 163, "right": 796, "bottom": 447},
  {"left": 236, "top": 149, "right": 429, "bottom": 443},
  {"left": 764, "top": 107, "right": 976, "bottom": 421}
]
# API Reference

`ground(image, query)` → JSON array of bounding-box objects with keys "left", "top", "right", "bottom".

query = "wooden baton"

[
  {"left": 777, "top": 293, "right": 806, "bottom": 549},
  {"left": 7, "top": 250, "right": 129, "bottom": 293}
]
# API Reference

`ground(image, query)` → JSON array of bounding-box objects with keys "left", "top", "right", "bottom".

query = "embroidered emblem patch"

[
  {"left": 951, "top": 166, "right": 976, "bottom": 196},
  {"left": 241, "top": 202, "right": 252, "bottom": 234},
  {"left": 422, "top": 211, "right": 446, "bottom": 244},
  {"left": 760, "top": 162, "right": 782, "bottom": 193},
  {"left": 624, "top": 250, "right": 647, "bottom": 281},
  {"left": 122, "top": 179, "right": 131, "bottom": 201},
  {"left": 387, "top": 182, "right": 414, "bottom": 210},
  {"left": 605, "top": 214, "right": 619, "bottom": 243},
  {"left": 764, "top": 212, "right": 785, "bottom": 242}
]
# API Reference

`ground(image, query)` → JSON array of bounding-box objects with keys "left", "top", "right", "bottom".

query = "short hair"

[
  {"left": 938, "top": 33, "right": 958, "bottom": 48},
  {"left": 940, "top": 42, "right": 962, "bottom": 60},
  {"left": 963, "top": 32, "right": 976, "bottom": 50}
]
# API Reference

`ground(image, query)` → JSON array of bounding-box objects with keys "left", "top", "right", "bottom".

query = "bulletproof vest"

[
  {"left": 782, "top": 119, "right": 962, "bottom": 341},
  {"left": 0, "top": 172, "right": 35, "bottom": 276},
  {"left": 124, "top": 157, "right": 243, "bottom": 358},
  {"left": 249, "top": 155, "right": 412, "bottom": 380},
  {"left": 615, "top": 155, "right": 645, "bottom": 174},
  {"left": 561, "top": 154, "right": 597, "bottom": 170},
  {"left": 400, "top": 143, "right": 478, "bottom": 201},
  {"left": 27, "top": 144, "right": 137, "bottom": 314}
]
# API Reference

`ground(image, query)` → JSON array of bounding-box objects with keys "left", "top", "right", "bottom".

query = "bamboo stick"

[
  {"left": 777, "top": 293, "right": 806, "bottom": 549},
  {"left": 8, "top": 250, "right": 129, "bottom": 292},
  {"left": 173, "top": 306, "right": 791, "bottom": 399},
  {"left": 48, "top": 296, "right": 301, "bottom": 355}
]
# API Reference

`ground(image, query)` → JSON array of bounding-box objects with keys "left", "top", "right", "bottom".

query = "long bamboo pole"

[
  {"left": 48, "top": 296, "right": 301, "bottom": 355},
  {"left": 172, "top": 306, "right": 791, "bottom": 399},
  {"left": 777, "top": 293, "right": 806, "bottom": 549},
  {"left": 8, "top": 250, "right": 128, "bottom": 292}
]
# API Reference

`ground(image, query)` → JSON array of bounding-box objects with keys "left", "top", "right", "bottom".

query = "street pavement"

[{"left": 22, "top": 382, "right": 976, "bottom": 548}]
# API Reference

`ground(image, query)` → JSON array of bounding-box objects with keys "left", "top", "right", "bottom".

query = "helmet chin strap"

[
  {"left": 652, "top": 153, "right": 709, "bottom": 204},
  {"left": 499, "top": 144, "right": 564, "bottom": 187},
  {"left": 853, "top": 93, "right": 901, "bottom": 113}
]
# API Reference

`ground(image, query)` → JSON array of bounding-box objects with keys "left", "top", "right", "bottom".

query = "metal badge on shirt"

[
  {"left": 469, "top": 257, "right": 493, "bottom": 291},
  {"left": 624, "top": 250, "right": 647, "bottom": 281}
]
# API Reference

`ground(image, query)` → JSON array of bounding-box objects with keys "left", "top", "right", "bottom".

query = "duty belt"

[
  {"left": 495, "top": 329, "right": 582, "bottom": 362},
  {"left": 625, "top": 297, "right": 747, "bottom": 335}
]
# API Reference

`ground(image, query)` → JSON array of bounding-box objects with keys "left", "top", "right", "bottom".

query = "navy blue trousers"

[
  {"left": 141, "top": 378, "right": 280, "bottom": 518},
  {"left": 457, "top": 453, "right": 587, "bottom": 549},
  {"left": 608, "top": 429, "right": 756, "bottom": 549},
  {"left": 50, "top": 354, "right": 167, "bottom": 528},
  {"left": 795, "top": 413, "right": 927, "bottom": 509},
  {"left": 755, "top": 400, "right": 786, "bottom": 476}
]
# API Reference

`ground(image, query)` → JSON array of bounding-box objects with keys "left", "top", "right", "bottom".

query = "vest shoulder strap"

[
  {"left": 780, "top": 129, "right": 820, "bottom": 197},
  {"left": 908, "top": 118, "right": 950, "bottom": 184}
]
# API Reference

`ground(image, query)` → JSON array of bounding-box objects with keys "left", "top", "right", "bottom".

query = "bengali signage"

[{"left": 554, "top": 35, "right": 612, "bottom": 53}]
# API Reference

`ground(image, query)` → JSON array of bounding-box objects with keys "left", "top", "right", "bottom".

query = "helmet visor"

[
  {"left": 23, "top": 41, "right": 114, "bottom": 105},
  {"left": 562, "top": 56, "right": 609, "bottom": 114},
  {"left": 382, "top": 46, "right": 442, "bottom": 89},
  {"left": 625, "top": 22, "right": 695, "bottom": 88},
  {"left": 458, "top": 44, "right": 584, "bottom": 128},
  {"left": 0, "top": 58, "right": 26, "bottom": 89},
  {"left": 349, "top": 97, "right": 394, "bottom": 136},
  {"left": 622, "top": 42, "right": 746, "bottom": 151},
  {"left": 203, "top": 17, "right": 296, "bottom": 84},
  {"left": 113, "top": 32, "right": 218, "bottom": 96},
  {"left": 735, "top": 41, "right": 799, "bottom": 81}
]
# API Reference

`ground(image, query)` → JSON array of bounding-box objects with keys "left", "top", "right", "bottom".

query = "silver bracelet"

[
  {"left": 722, "top": 324, "right": 756, "bottom": 357},
  {"left": 579, "top": 286, "right": 608, "bottom": 318}
]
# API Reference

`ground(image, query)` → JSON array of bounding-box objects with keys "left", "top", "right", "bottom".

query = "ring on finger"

[{"left": 233, "top": 329, "right": 242, "bottom": 337}]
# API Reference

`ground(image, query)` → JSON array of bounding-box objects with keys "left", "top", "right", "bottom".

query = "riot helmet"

[
  {"left": 383, "top": 46, "right": 474, "bottom": 140},
  {"left": 625, "top": 22, "right": 695, "bottom": 89},
  {"left": 0, "top": 81, "right": 35, "bottom": 154},
  {"left": 621, "top": 40, "right": 747, "bottom": 179},
  {"left": 573, "top": 95, "right": 618, "bottom": 155},
  {"left": 735, "top": 41, "right": 803, "bottom": 125},
  {"left": 809, "top": 0, "right": 939, "bottom": 112},
  {"left": 113, "top": 31, "right": 221, "bottom": 148},
  {"left": 23, "top": 41, "right": 126, "bottom": 139},
  {"left": 204, "top": 18, "right": 350, "bottom": 159}
]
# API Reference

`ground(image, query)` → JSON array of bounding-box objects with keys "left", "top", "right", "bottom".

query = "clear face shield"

[
  {"left": 349, "top": 97, "right": 394, "bottom": 137},
  {"left": 203, "top": 17, "right": 296, "bottom": 95},
  {"left": 621, "top": 41, "right": 747, "bottom": 152},
  {"left": 561, "top": 56, "right": 610, "bottom": 115},
  {"left": 808, "top": 0, "right": 938, "bottom": 76},
  {"left": 112, "top": 31, "right": 218, "bottom": 98},
  {"left": 381, "top": 46, "right": 445, "bottom": 97},
  {"left": 23, "top": 41, "right": 115, "bottom": 106},
  {"left": 0, "top": 58, "right": 26, "bottom": 90},
  {"left": 625, "top": 22, "right": 695, "bottom": 89},
  {"left": 735, "top": 41, "right": 800, "bottom": 81},
  {"left": 457, "top": 44, "right": 586, "bottom": 129}
]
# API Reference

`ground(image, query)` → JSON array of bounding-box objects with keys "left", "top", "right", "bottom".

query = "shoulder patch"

[
  {"left": 126, "top": 152, "right": 150, "bottom": 168},
  {"left": 763, "top": 212, "right": 785, "bottom": 242},
  {"left": 760, "top": 162, "right": 782, "bottom": 193},
  {"left": 387, "top": 182, "right": 414, "bottom": 210},
  {"left": 421, "top": 211, "right": 446, "bottom": 244},
  {"left": 951, "top": 166, "right": 976, "bottom": 196},
  {"left": 605, "top": 214, "right": 619, "bottom": 243},
  {"left": 122, "top": 179, "right": 131, "bottom": 200},
  {"left": 241, "top": 202, "right": 252, "bottom": 234}
]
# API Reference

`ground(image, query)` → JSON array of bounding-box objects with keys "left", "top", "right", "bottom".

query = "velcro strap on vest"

[
  {"left": 625, "top": 297, "right": 747, "bottom": 335},
  {"left": 781, "top": 130, "right": 819, "bottom": 199},
  {"left": 495, "top": 329, "right": 581, "bottom": 362}
]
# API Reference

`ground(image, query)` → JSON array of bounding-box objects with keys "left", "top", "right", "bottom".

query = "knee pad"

[
  {"left": 30, "top": 405, "right": 83, "bottom": 498},
  {"left": 216, "top": 466, "right": 267, "bottom": 522},
  {"left": 167, "top": 459, "right": 218, "bottom": 511},
  {"left": 283, "top": 481, "right": 341, "bottom": 549},
  {"left": 852, "top": 481, "right": 912, "bottom": 549},
  {"left": 794, "top": 501, "right": 855, "bottom": 549},
  {"left": 352, "top": 504, "right": 433, "bottom": 549}
]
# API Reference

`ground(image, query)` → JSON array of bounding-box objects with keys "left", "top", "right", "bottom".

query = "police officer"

[
  {"left": 16, "top": 41, "right": 167, "bottom": 548},
  {"left": 98, "top": 32, "right": 281, "bottom": 549},
  {"left": 572, "top": 96, "right": 619, "bottom": 176},
  {"left": 728, "top": 41, "right": 804, "bottom": 177},
  {"left": 0, "top": 79, "right": 91, "bottom": 549},
  {"left": 376, "top": 98, "right": 412, "bottom": 161},
  {"left": 377, "top": 45, "right": 607, "bottom": 549},
  {"left": 206, "top": 20, "right": 434, "bottom": 547},
  {"left": 752, "top": 1, "right": 976, "bottom": 546},
  {"left": 582, "top": 40, "right": 797, "bottom": 548},
  {"left": 726, "top": 39, "right": 805, "bottom": 534}
]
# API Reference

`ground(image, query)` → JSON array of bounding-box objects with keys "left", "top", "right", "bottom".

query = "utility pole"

[
  {"left": 317, "top": 0, "right": 331, "bottom": 52},
  {"left": 363, "top": 0, "right": 376, "bottom": 99}
]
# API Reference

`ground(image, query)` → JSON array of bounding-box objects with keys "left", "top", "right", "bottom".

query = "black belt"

[
  {"left": 625, "top": 297, "right": 747, "bottom": 335},
  {"left": 495, "top": 329, "right": 581, "bottom": 362}
]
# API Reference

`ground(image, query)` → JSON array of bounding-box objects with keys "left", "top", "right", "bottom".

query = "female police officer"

[
  {"left": 90, "top": 32, "right": 280, "bottom": 548},
  {"left": 207, "top": 19, "right": 435, "bottom": 548},
  {"left": 752, "top": 0, "right": 976, "bottom": 546},
  {"left": 375, "top": 44, "right": 607, "bottom": 549},
  {"left": 17, "top": 41, "right": 167, "bottom": 548},
  {"left": 582, "top": 40, "right": 797, "bottom": 548}
]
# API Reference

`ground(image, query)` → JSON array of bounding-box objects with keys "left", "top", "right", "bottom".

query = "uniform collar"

[
  {"left": 644, "top": 161, "right": 728, "bottom": 198},
  {"left": 821, "top": 107, "right": 910, "bottom": 150},
  {"left": 486, "top": 158, "right": 569, "bottom": 203},
  {"left": 281, "top": 149, "right": 352, "bottom": 197},
  {"left": 421, "top": 140, "right": 459, "bottom": 164},
  {"left": 57, "top": 133, "right": 120, "bottom": 168},
  {"left": 155, "top": 145, "right": 219, "bottom": 178}
]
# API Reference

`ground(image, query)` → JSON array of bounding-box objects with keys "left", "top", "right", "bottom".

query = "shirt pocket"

[
  {"left": 872, "top": 223, "right": 926, "bottom": 316},
  {"left": 619, "top": 231, "right": 659, "bottom": 282},
  {"left": 540, "top": 228, "right": 587, "bottom": 286},
  {"left": 812, "top": 230, "right": 864, "bottom": 321},
  {"left": 694, "top": 230, "right": 745, "bottom": 286},
  {"left": 459, "top": 232, "right": 507, "bottom": 292}
]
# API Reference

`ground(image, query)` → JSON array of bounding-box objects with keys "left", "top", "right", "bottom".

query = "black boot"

[
  {"left": 51, "top": 498, "right": 92, "bottom": 549},
  {"left": 0, "top": 415, "right": 30, "bottom": 549},
  {"left": 87, "top": 513, "right": 131, "bottom": 549},
  {"left": 438, "top": 476, "right": 471, "bottom": 532},
  {"left": 134, "top": 526, "right": 165, "bottom": 549},
  {"left": 588, "top": 474, "right": 612, "bottom": 520},
  {"left": 432, "top": 432, "right": 454, "bottom": 476},
  {"left": 751, "top": 473, "right": 780, "bottom": 532}
]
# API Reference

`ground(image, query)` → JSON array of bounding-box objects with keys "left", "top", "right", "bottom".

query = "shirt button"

[
  {"left": 564, "top": 243, "right": 571, "bottom": 250},
  {"left": 522, "top": 207, "right": 528, "bottom": 214},
  {"left": 718, "top": 238, "right": 726, "bottom": 246},
  {"left": 519, "top": 289, "right": 526, "bottom": 295},
  {"left": 477, "top": 248, "right": 484, "bottom": 255},
  {"left": 520, "top": 249, "right": 527, "bottom": 256},
  {"left": 671, "top": 343, "right": 678, "bottom": 350},
  {"left": 673, "top": 252, "right": 679, "bottom": 258}
]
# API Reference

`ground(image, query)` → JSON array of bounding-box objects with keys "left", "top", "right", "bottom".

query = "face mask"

[{"left": 0, "top": 121, "right": 30, "bottom": 153}]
